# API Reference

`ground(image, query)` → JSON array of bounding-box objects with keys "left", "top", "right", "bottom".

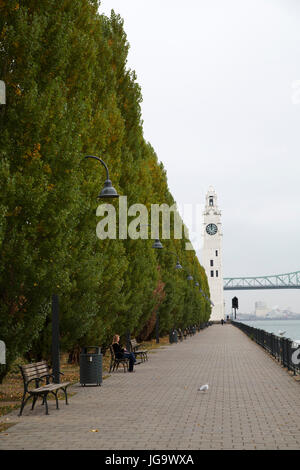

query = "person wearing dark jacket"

[{"left": 112, "top": 334, "right": 136, "bottom": 372}]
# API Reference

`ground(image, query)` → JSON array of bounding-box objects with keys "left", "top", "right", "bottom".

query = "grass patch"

[
  {"left": 0, "top": 403, "right": 19, "bottom": 417},
  {"left": 0, "top": 421, "right": 17, "bottom": 433}
]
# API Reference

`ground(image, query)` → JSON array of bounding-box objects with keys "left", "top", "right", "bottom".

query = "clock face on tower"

[{"left": 206, "top": 223, "right": 218, "bottom": 235}]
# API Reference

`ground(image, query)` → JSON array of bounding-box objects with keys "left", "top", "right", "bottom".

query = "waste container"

[
  {"left": 173, "top": 329, "right": 178, "bottom": 343},
  {"left": 169, "top": 329, "right": 178, "bottom": 344},
  {"left": 80, "top": 346, "right": 102, "bottom": 386}
]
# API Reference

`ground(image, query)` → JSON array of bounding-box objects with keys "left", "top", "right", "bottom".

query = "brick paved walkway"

[{"left": 1, "top": 325, "right": 300, "bottom": 450}]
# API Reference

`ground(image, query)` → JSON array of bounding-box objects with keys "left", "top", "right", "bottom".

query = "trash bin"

[
  {"left": 173, "top": 329, "right": 178, "bottom": 343},
  {"left": 80, "top": 346, "right": 102, "bottom": 386},
  {"left": 169, "top": 329, "right": 178, "bottom": 344}
]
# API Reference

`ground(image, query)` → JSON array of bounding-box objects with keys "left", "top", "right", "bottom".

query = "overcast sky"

[{"left": 100, "top": 0, "right": 300, "bottom": 313}]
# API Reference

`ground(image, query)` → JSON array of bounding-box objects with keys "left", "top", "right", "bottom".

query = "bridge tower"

[{"left": 202, "top": 186, "right": 225, "bottom": 322}]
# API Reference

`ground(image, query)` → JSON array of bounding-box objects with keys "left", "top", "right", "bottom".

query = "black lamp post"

[
  {"left": 124, "top": 224, "right": 163, "bottom": 346},
  {"left": 51, "top": 294, "right": 60, "bottom": 383},
  {"left": 0, "top": 80, "right": 5, "bottom": 105},
  {"left": 52, "top": 156, "right": 119, "bottom": 384},
  {"left": 159, "top": 249, "right": 182, "bottom": 342},
  {"left": 152, "top": 237, "right": 164, "bottom": 343}
]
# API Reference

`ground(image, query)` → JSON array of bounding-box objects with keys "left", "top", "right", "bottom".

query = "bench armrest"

[
  {"left": 48, "top": 372, "right": 65, "bottom": 381},
  {"left": 135, "top": 344, "right": 147, "bottom": 350},
  {"left": 26, "top": 377, "right": 42, "bottom": 386},
  {"left": 48, "top": 365, "right": 64, "bottom": 375}
]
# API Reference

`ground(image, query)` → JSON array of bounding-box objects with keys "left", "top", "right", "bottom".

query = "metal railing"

[{"left": 232, "top": 321, "right": 300, "bottom": 376}]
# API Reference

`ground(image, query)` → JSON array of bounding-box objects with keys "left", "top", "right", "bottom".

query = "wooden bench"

[
  {"left": 19, "top": 361, "right": 70, "bottom": 416},
  {"left": 109, "top": 345, "right": 129, "bottom": 373},
  {"left": 130, "top": 339, "right": 148, "bottom": 362}
]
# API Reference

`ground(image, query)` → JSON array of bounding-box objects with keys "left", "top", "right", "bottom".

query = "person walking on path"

[{"left": 112, "top": 334, "right": 136, "bottom": 372}]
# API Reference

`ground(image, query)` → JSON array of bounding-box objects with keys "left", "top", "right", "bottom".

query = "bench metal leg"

[
  {"left": 51, "top": 391, "right": 59, "bottom": 409},
  {"left": 43, "top": 393, "right": 49, "bottom": 415},
  {"left": 19, "top": 393, "right": 32, "bottom": 417},
  {"left": 31, "top": 395, "right": 38, "bottom": 411},
  {"left": 62, "top": 387, "right": 68, "bottom": 405}
]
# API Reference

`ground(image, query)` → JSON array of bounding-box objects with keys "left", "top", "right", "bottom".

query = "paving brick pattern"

[{"left": 0, "top": 325, "right": 300, "bottom": 450}]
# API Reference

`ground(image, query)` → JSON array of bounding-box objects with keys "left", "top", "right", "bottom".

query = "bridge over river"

[{"left": 224, "top": 270, "right": 300, "bottom": 290}]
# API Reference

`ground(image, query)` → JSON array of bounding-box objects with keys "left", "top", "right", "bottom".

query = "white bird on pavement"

[{"left": 198, "top": 384, "right": 209, "bottom": 392}]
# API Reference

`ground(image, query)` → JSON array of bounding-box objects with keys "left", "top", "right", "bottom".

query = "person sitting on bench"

[{"left": 112, "top": 334, "right": 136, "bottom": 372}]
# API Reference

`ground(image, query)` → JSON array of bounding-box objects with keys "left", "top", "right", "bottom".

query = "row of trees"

[{"left": 0, "top": 0, "right": 210, "bottom": 380}]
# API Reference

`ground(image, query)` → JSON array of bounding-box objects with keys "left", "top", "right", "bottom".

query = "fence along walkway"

[
  {"left": 0, "top": 325, "right": 300, "bottom": 450},
  {"left": 232, "top": 320, "right": 300, "bottom": 375}
]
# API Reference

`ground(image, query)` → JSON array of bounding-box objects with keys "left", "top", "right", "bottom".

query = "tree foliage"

[{"left": 0, "top": 0, "right": 211, "bottom": 379}]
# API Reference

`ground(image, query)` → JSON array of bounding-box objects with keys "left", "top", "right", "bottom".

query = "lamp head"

[
  {"left": 175, "top": 260, "right": 183, "bottom": 270},
  {"left": 152, "top": 239, "right": 163, "bottom": 249},
  {"left": 97, "top": 179, "right": 119, "bottom": 198}
]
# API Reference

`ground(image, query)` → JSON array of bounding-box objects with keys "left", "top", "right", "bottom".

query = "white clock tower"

[{"left": 202, "top": 186, "right": 224, "bottom": 322}]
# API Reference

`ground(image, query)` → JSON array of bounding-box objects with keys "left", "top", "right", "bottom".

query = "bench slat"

[
  {"left": 32, "top": 382, "right": 70, "bottom": 393},
  {"left": 22, "top": 366, "right": 37, "bottom": 373},
  {"left": 21, "top": 361, "right": 50, "bottom": 380},
  {"left": 23, "top": 368, "right": 48, "bottom": 376},
  {"left": 22, "top": 360, "right": 47, "bottom": 369},
  {"left": 23, "top": 370, "right": 40, "bottom": 379},
  {"left": 36, "top": 368, "right": 49, "bottom": 374}
]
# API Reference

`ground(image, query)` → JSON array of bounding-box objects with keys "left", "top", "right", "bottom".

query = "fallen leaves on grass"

[{"left": 0, "top": 422, "right": 16, "bottom": 433}]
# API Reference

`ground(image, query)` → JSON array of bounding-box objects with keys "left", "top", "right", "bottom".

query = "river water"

[{"left": 239, "top": 320, "right": 300, "bottom": 342}]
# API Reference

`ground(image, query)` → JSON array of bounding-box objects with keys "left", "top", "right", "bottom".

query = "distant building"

[
  {"left": 202, "top": 186, "right": 224, "bottom": 322},
  {"left": 255, "top": 301, "right": 269, "bottom": 318}
]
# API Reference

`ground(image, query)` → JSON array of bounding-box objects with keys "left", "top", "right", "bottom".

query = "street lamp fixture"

[
  {"left": 152, "top": 238, "right": 163, "bottom": 249},
  {"left": 85, "top": 155, "right": 119, "bottom": 198},
  {"left": 137, "top": 224, "right": 163, "bottom": 249},
  {"left": 52, "top": 155, "right": 119, "bottom": 383},
  {"left": 199, "top": 288, "right": 214, "bottom": 306},
  {"left": 175, "top": 265, "right": 193, "bottom": 280},
  {"left": 175, "top": 260, "right": 183, "bottom": 270},
  {"left": 163, "top": 250, "right": 183, "bottom": 270}
]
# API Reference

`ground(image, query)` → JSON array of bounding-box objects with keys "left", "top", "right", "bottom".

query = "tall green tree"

[{"left": 0, "top": 1, "right": 211, "bottom": 379}]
